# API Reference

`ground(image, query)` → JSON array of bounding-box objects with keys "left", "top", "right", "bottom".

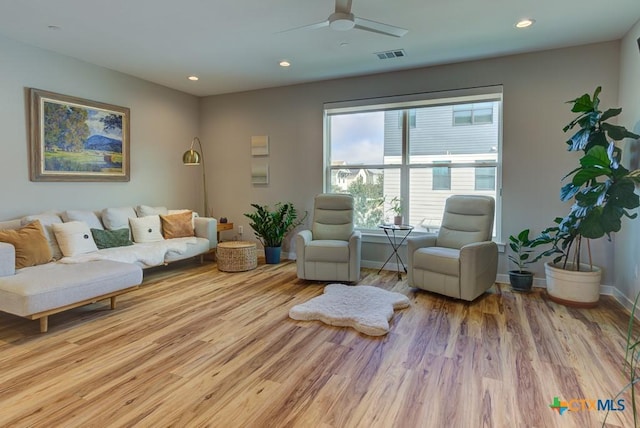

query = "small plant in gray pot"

[{"left": 508, "top": 229, "right": 535, "bottom": 292}]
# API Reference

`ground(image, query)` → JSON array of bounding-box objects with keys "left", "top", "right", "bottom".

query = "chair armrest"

[
  {"left": 349, "top": 231, "right": 362, "bottom": 281},
  {"left": 459, "top": 241, "right": 498, "bottom": 300},
  {"left": 295, "top": 230, "right": 312, "bottom": 260},
  {"left": 407, "top": 234, "right": 437, "bottom": 255},
  {"left": 297, "top": 229, "right": 312, "bottom": 245},
  {"left": 194, "top": 217, "right": 218, "bottom": 249},
  {"left": 0, "top": 242, "right": 15, "bottom": 277},
  {"left": 348, "top": 230, "right": 361, "bottom": 252},
  {"left": 460, "top": 241, "right": 498, "bottom": 258},
  {"left": 295, "top": 230, "right": 312, "bottom": 278}
]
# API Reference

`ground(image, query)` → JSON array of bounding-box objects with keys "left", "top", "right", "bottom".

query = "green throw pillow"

[{"left": 91, "top": 228, "right": 134, "bottom": 250}]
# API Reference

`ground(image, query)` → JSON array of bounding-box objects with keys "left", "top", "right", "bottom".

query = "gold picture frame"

[{"left": 29, "top": 88, "right": 130, "bottom": 182}]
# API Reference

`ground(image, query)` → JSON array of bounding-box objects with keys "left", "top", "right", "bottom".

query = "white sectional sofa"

[{"left": 0, "top": 205, "right": 218, "bottom": 332}]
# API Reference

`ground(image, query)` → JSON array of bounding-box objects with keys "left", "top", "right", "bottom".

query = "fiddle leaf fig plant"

[{"left": 532, "top": 87, "right": 640, "bottom": 270}]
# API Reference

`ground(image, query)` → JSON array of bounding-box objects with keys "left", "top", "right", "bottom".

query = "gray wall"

[
  {"left": 0, "top": 34, "right": 201, "bottom": 220},
  {"left": 200, "top": 41, "right": 622, "bottom": 283},
  {"left": 2, "top": 26, "right": 636, "bottom": 287},
  {"left": 616, "top": 20, "right": 640, "bottom": 303}
]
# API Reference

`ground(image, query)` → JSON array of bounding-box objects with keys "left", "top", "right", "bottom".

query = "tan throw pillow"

[
  {"left": 168, "top": 209, "right": 198, "bottom": 227},
  {"left": 0, "top": 220, "right": 52, "bottom": 269},
  {"left": 21, "top": 212, "right": 64, "bottom": 260},
  {"left": 160, "top": 211, "right": 195, "bottom": 239},
  {"left": 129, "top": 215, "right": 164, "bottom": 243}
]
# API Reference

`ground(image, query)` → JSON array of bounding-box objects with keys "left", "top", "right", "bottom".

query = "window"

[
  {"left": 475, "top": 163, "right": 496, "bottom": 191},
  {"left": 453, "top": 102, "right": 494, "bottom": 126},
  {"left": 432, "top": 162, "right": 451, "bottom": 190},
  {"left": 325, "top": 87, "right": 502, "bottom": 238}
]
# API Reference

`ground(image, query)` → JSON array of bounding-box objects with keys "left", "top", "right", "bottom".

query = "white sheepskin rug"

[{"left": 289, "top": 283, "right": 410, "bottom": 336}]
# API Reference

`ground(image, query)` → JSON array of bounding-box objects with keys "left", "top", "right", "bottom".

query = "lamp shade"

[
  {"left": 181, "top": 136, "right": 209, "bottom": 217},
  {"left": 182, "top": 149, "right": 201, "bottom": 165}
]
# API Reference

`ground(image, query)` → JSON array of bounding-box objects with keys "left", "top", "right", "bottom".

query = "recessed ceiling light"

[
  {"left": 515, "top": 18, "right": 535, "bottom": 29},
  {"left": 187, "top": 75, "right": 199, "bottom": 81},
  {"left": 279, "top": 60, "right": 291, "bottom": 67}
]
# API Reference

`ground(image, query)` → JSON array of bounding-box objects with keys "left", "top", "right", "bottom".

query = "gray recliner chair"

[
  {"left": 296, "top": 193, "right": 361, "bottom": 282},
  {"left": 407, "top": 195, "right": 497, "bottom": 301}
]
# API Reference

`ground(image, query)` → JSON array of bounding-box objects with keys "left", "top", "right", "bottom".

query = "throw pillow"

[
  {"left": 0, "top": 220, "right": 53, "bottom": 269},
  {"left": 102, "top": 206, "right": 137, "bottom": 230},
  {"left": 61, "top": 210, "right": 104, "bottom": 230},
  {"left": 20, "top": 212, "right": 64, "bottom": 260},
  {"left": 168, "top": 209, "right": 198, "bottom": 227},
  {"left": 91, "top": 228, "right": 134, "bottom": 250},
  {"left": 129, "top": 215, "right": 164, "bottom": 243},
  {"left": 136, "top": 205, "right": 168, "bottom": 217},
  {"left": 52, "top": 221, "right": 99, "bottom": 257},
  {"left": 160, "top": 211, "right": 195, "bottom": 239}
]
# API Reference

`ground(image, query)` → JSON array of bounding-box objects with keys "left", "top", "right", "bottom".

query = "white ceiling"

[{"left": 1, "top": 0, "right": 639, "bottom": 97}]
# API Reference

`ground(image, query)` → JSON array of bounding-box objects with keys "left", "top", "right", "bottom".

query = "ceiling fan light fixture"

[{"left": 329, "top": 12, "right": 355, "bottom": 31}]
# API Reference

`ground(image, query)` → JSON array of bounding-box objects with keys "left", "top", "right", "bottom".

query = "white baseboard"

[{"left": 496, "top": 273, "right": 615, "bottom": 296}]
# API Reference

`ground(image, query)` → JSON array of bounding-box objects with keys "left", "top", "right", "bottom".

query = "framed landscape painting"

[{"left": 29, "top": 88, "right": 130, "bottom": 182}]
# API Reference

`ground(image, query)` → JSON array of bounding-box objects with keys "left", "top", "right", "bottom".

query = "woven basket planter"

[{"left": 217, "top": 241, "right": 257, "bottom": 272}]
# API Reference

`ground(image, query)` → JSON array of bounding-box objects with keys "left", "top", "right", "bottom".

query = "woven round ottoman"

[{"left": 216, "top": 241, "right": 257, "bottom": 272}]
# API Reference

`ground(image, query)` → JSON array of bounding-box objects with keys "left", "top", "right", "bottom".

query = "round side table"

[{"left": 216, "top": 241, "right": 257, "bottom": 272}]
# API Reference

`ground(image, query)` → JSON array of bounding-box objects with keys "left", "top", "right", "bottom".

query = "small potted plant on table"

[{"left": 389, "top": 196, "right": 403, "bottom": 225}]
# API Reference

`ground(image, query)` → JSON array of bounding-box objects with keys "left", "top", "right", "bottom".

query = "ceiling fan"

[{"left": 283, "top": 0, "right": 408, "bottom": 38}]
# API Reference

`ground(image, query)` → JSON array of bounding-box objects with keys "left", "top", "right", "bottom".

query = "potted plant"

[
  {"left": 507, "top": 229, "right": 535, "bottom": 292},
  {"left": 244, "top": 202, "right": 306, "bottom": 264},
  {"left": 389, "top": 196, "right": 403, "bottom": 225},
  {"left": 532, "top": 87, "right": 640, "bottom": 307}
]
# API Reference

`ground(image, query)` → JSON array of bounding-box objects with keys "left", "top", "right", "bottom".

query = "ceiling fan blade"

[
  {"left": 335, "top": 0, "right": 353, "bottom": 14},
  {"left": 277, "top": 19, "right": 330, "bottom": 34},
  {"left": 353, "top": 17, "right": 408, "bottom": 38}
]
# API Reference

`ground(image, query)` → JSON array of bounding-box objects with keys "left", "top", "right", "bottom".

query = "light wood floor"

[{"left": 0, "top": 259, "right": 637, "bottom": 428}]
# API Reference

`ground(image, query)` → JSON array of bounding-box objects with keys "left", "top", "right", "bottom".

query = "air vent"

[{"left": 375, "top": 49, "right": 406, "bottom": 60}]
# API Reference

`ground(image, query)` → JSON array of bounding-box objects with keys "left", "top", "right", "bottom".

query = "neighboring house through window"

[
  {"left": 453, "top": 102, "right": 494, "bottom": 126},
  {"left": 475, "top": 161, "right": 496, "bottom": 191},
  {"left": 432, "top": 162, "right": 451, "bottom": 190}
]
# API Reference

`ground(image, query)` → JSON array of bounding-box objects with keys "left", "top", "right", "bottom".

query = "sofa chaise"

[{"left": 0, "top": 205, "right": 217, "bottom": 332}]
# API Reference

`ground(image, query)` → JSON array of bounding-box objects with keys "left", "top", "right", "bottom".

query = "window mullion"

[{"left": 400, "top": 110, "right": 410, "bottom": 217}]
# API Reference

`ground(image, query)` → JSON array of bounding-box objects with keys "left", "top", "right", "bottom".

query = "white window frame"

[{"left": 324, "top": 86, "right": 503, "bottom": 241}]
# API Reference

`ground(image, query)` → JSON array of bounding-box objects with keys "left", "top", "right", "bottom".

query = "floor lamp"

[{"left": 182, "top": 137, "right": 209, "bottom": 217}]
